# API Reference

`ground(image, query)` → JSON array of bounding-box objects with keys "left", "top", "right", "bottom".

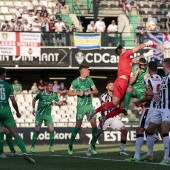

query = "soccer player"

[
  {"left": 68, "top": 65, "right": 98, "bottom": 155},
  {"left": 145, "top": 58, "right": 170, "bottom": 165},
  {"left": 0, "top": 124, "right": 17, "bottom": 158},
  {"left": 124, "top": 58, "right": 149, "bottom": 111},
  {"left": 88, "top": 40, "right": 153, "bottom": 121},
  {"left": 30, "top": 82, "right": 63, "bottom": 153},
  {"left": 86, "top": 80, "right": 128, "bottom": 156},
  {"left": 0, "top": 67, "right": 35, "bottom": 163},
  {"left": 125, "top": 61, "right": 162, "bottom": 162}
]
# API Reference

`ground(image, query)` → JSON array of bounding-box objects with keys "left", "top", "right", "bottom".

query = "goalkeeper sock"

[
  {"left": 146, "top": 133, "right": 154, "bottom": 155},
  {"left": 69, "top": 127, "right": 80, "bottom": 146},
  {"left": 162, "top": 133, "right": 169, "bottom": 157},
  {"left": 134, "top": 134, "right": 144, "bottom": 158},
  {"left": 50, "top": 132, "right": 54, "bottom": 147},
  {"left": 6, "top": 133, "right": 15, "bottom": 153},
  {"left": 91, "top": 127, "right": 98, "bottom": 146},
  {"left": 96, "top": 102, "right": 115, "bottom": 113},
  {"left": 105, "top": 108, "right": 121, "bottom": 119},
  {"left": 124, "top": 91, "right": 131, "bottom": 110},
  {"left": 0, "top": 131, "right": 4, "bottom": 154},
  {"left": 14, "top": 135, "right": 27, "bottom": 154},
  {"left": 31, "top": 131, "right": 39, "bottom": 147}
]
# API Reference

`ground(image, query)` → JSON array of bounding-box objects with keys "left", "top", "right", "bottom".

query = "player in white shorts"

[
  {"left": 86, "top": 80, "right": 128, "bottom": 156},
  {"left": 125, "top": 61, "right": 162, "bottom": 162},
  {"left": 146, "top": 58, "right": 170, "bottom": 165}
]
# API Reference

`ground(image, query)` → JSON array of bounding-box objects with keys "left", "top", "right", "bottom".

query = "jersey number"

[{"left": 0, "top": 88, "right": 6, "bottom": 100}]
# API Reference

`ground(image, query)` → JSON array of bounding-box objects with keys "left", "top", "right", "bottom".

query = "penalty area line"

[{"left": 29, "top": 153, "right": 170, "bottom": 166}]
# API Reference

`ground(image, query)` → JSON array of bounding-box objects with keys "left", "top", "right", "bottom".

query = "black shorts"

[{"left": 55, "top": 33, "right": 62, "bottom": 40}]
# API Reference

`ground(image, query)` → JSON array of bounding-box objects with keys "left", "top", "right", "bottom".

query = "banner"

[
  {"left": 0, "top": 32, "right": 41, "bottom": 56},
  {"left": 148, "top": 33, "right": 170, "bottom": 60},
  {"left": 74, "top": 33, "right": 101, "bottom": 50}
]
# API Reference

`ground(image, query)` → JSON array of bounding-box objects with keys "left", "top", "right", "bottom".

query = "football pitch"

[{"left": 2, "top": 143, "right": 170, "bottom": 170}]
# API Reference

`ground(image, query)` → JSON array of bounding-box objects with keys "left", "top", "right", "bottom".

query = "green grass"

[{"left": 2, "top": 143, "right": 170, "bottom": 170}]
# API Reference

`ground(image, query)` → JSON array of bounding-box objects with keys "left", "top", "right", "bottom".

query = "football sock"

[
  {"left": 134, "top": 134, "right": 144, "bottom": 158},
  {"left": 91, "top": 127, "right": 98, "bottom": 145},
  {"left": 96, "top": 102, "right": 115, "bottom": 113},
  {"left": 14, "top": 135, "right": 27, "bottom": 154},
  {"left": 31, "top": 131, "right": 39, "bottom": 147},
  {"left": 105, "top": 108, "right": 121, "bottom": 119},
  {"left": 120, "top": 140, "right": 126, "bottom": 151},
  {"left": 6, "top": 133, "right": 15, "bottom": 152},
  {"left": 124, "top": 91, "right": 131, "bottom": 110},
  {"left": 50, "top": 132, "right": 54, "bottom": 147},
  {"left": 162, "top": 133, "right": 169, "bottom": 157},
  {"left": 69, "top": 127, "right": 79, "bottom": 146},
  {"left": 0, "top": 131, "right": 4, "bottom": 154},
  {"left": 146, "top": 134, "right": 154, "bottom": 155}
]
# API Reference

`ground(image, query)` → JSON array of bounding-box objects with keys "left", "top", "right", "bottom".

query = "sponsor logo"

[
  {"left": 75, "top": 51, "right": 85, "bottom": 64},
  {"left": 28, "top": 48, "right": 33, "bottom": 55},
  {"left": 1, "top": 33, "right": 8, "bottom": 41}
]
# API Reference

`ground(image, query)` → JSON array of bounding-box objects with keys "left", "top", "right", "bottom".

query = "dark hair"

[
  {"left": 115, "top": 44, "right": 124, "bottom": 55},
  {"left": 139, "top": 58, "right": 147, "bottom": 63},
  {"left": 148, "top": 61, "right": 157, "bottom": 72},
  {"left": 163, "top": 58, "right": 170, "bottom": 67},
  {"left": 0, "top": 68, "right": 6, "bottom": 76},
  {"left": 46, "top": 82, "right": 53, "bottom": 86},
  {"left": 79, "top": 64, "right": 89, "bottom": 70},
  {"left": 106, "top": 80, "right": 114, "bottom": 86}
]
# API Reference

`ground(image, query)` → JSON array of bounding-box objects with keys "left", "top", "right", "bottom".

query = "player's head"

[
  {"left": 138, "top": 58, "right": 147, "bottom": 72},
  {"left": 148, "top": 61, "right": 157, "bottom": 73},
  {"left": 163, "top": 58, "right": 170, "bottom": 73},
  {"left": 0, "top": 68, "right": 6, "bottom": 80},
  {"left": 106, "top": 80, "right": 114, "bottom": 92},
  {"left": 46, "top": 82, "right": 53, "bottom": 92},
  {"left": 79, "top": 64, "right": 90, "bottom": 77},
  {"left": 115, "top": 44, "right": 126, "bottom": 56}
]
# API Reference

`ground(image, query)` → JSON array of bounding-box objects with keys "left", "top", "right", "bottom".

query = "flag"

[{"left": 74, "top": 33, "right": 101, "bottom": 50}]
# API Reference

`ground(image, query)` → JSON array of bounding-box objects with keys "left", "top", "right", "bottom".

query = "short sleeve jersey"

[
  {"left": 70, "top": 77, "right": 95, "bottom": 106},
  {"left": 0, "top": 80, "right": 14, "bottom": 107},
  {"left": 131, "top": 63, "right": 149, "bottom": 89},
  {"left": 12, "top": 83, "right": 22, "bottom": 92},
  {"left": 34, "top": 91, "right": 59, "bottom": 115},
  {"left": 118, "top": 49, "right": 133, "bottom": 79}
]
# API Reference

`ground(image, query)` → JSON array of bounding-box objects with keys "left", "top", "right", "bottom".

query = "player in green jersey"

[
  {"left": 30, "top": 82, "right": 63, "bottom": 153},
  {"left": 124, "top": 58, "right": 150, "bottom": 111},
  {"left": 0, "top": 123, "right": 17, "bottom": 158},
  {"left": 68, "top": 65, "right": 98, "bottom": 156},
  {"left": 0, "top": 67, "right": 35, "bottom": 163}
]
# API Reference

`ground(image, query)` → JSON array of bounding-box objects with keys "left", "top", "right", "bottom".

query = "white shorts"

[
  {"left": 150, "top": 108, "right": 170, "bottom": 125},
  {"left": 102, "top": 117, "right": 125, "bottom": 131}
]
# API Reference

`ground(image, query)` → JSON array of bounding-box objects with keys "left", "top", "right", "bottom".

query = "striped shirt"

[
  {"left": 100, "top": 92, "right": 116, "bottom": 115},
  {"left": 158, "top": 72, "right": 170, "bottom": 109},
  {"left": 144, "top": 74, "right": 162, "bottom": 108}
]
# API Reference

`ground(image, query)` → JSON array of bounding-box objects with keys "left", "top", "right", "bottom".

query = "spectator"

[
  {"left": 49, "top": 19, "right": 55, "bottom": 46},
  {"left": 10, "top": 19, "right": 15, "bottom": 31},
  {"left": 38, "top": 79, "right": 45, "bottom": 91},
  {"left": 86, "top": 21, "right": 95, "bottom": 32},
  {"left": 148, "top": 12, "right": 157, "bottom": 25},
  {"left": 136, "top": 22, "right": 147, "bottom": 45},
  {"left": 23, "top": 19, "right": 32, "bottom": 31},
  {"left": 53, "top": 81, "right": 60, "bottom": 93},
  {"left": 33, "top": 0, "right": 43, "bottom": 13},
  {"left": 69, "top": 24, "right": 78, "bottom": 46},
  {"left": 58, "top": 82, "right": 67, "bottom": 101},
  {"left": 166, "top": 12, "right": 170, "bottom": 31},
  {"left": 2, "top": 21, "right": 11, "bottom": 31},
  {"left": 13, "top": 6, "right": 23, "bottom": 22},
  {"left": 53, "top": 11, "right": 62, "bottom": 23},
  {"left": 14, "top": 21, "right": 24, "bottom": 32},
  {"left": 40, "top": 6, "right": 49, "bottom": 17},
  {"left": 12, "top": 79, "right": 22, "bottom": 95},
  {"left": 57, "top": 0, "right": 70, "bottom": 12},
  {"left": 55, "top": 19, "right": 68, "bottom": 46},
  {"left": 94, "top": 17, "right": 106, "bottom": 32},
  {"left": 25, "top": 12, "right": 35, "bottom": 25},
  {"left": 32, "top": 18, "right": 41, "bottom": 32},
  {"left": 160, "top": 0, "right": 167, "bottom": 7},
  {"left": 78, "top": 20, "right": 85, "bottom": 32},
  {"left": 119, "top": 0, "right": 128, "bottom": 13},
  {"left": 126, "top": 0, "right": 139, "bottom": 14},
  {"left": 107, "top": 20, "right": 118, "bottom": 47},
  {"left": 26, "top": 0, "right": 35, "bottom": 13},
  {"left": 42, "top": 13, "right": 50, "bottom": 46},
  {"left": 31, "top": 82, "right": 39, "bottom": 94}
]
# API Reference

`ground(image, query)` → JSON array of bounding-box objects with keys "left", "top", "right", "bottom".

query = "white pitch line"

[{"left": 28, "top": 153, "right": 170, "bottom": 167}]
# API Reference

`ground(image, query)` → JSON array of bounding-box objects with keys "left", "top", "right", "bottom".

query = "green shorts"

[
  {"left": 76, "top": 104, "right": 96, "bottom": 121},
  {"left": 0, "top": 106, "right": 16, "bottom": 128},
  {"left": 133, "top": 87, "right": 145, "bottom": 100},
  {"left": 35, "top": 114, "right": 53, "bottom": 126}
]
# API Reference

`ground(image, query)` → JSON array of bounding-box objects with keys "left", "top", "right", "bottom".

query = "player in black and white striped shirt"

[
  {"left": 125, "top": 61, "right": 162, "bottom": 162},
  {"left": 145, "top": 58, "right": 170, "bottom": 165}
]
